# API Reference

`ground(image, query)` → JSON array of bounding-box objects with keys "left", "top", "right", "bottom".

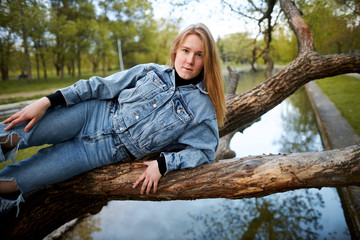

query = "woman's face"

[{"left": 174, "top": 34, "right": 204, "bottom": 80}]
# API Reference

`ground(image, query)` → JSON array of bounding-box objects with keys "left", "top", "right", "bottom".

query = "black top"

[{"left": 46, "top": 69, "right": 203, "bottom": 176}]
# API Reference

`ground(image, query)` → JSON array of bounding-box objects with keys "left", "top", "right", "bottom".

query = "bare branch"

[{"left": 222, "top": 0, "right": 258, "bottom": 20}]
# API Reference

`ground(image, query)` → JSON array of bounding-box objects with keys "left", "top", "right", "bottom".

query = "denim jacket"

[{"left": 60, "top": 63, "right": 219, "bottom": 175}]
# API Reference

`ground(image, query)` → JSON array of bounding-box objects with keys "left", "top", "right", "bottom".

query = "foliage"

[
  {"left": 217, "top": 32, "right": 254, "bottom": 65},
  {"left": 0, "top": 70, "right": 118, "bottom": 95},
  {"left": 296, "top": 0, "right": 360, "bottom": 54},
  {"left": 269, "top": 27, "right": 298, "bottom": 64},
  {"left": 316, "top": 75, "right": 360, "bottom": 135},
  {"left": 0, "top": 0, "right": 181, "bottom": 81}
]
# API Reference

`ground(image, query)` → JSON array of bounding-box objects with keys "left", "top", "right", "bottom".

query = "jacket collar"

[{"left": 169, "top": 68, "right": 208, "bottom": 95}]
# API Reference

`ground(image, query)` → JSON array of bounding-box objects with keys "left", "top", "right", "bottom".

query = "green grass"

[
  {"left": 0, "top": 70, "right": 118, "bottom": 95},
  {"left": 316, "top": 75, "right": 360, "bottom": 135}
]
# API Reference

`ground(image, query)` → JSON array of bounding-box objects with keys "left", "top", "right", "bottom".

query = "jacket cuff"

[
  {"left": 156, "top": 155, "right": 167, "bottom": 176},
  {"left": 46, "top": 91, "right": 66, "bottom": 107}
]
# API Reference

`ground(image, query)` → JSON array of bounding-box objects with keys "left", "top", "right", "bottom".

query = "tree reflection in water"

[
  {"left": 274, "top": 86, "right": 323, "bottom": 153},
  {"left": 61, "top": 216, "right": 101, "bottom": 240},
  {"left": 185, "top": 189, "right": 324, "bottom": 240}
]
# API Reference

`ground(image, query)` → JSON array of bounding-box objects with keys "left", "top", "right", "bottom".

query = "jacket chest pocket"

[
  {"left": 136, "top": 71, "right": 168, "bottom": 100},
  {"left": 138, "top": 98, "right": 192, "bottom": 152}
]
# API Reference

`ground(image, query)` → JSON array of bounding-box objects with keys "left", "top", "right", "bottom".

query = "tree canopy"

[{"left": 0, "top": 0, "right": 180, "bottom": 81}]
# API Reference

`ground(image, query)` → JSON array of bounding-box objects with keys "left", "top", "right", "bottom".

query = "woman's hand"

[
  {"left": 133, "top": 160, "right": 162, "bottom": 195},
  {"left": 2, "top": 97, "right": 51, "bottom": 132}
]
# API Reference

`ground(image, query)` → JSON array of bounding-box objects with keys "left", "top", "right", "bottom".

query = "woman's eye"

[
  {"left": 182, "top": 49, "right": 189, "bottom": 53},
  {"left": 196, "top": 53, "right": 203, "bottom": 57}
]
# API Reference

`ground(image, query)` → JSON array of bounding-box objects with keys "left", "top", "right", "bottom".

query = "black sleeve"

[
  {"left": 46, "top": 91, "right": 66, "bottom": 107},
  {"left": 156, "top": 155, "right": 167, "bottom": 176}
]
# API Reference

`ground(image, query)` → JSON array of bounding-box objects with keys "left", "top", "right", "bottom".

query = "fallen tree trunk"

[{"left": 1, "top": 144, "right": 360, "bottom": 239}]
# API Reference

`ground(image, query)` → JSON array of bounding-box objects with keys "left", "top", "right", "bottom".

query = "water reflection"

[
  {"left": 62, "top": 70, "right": 349, "bottom": 240},
  {"left": 274, "top": 87, "right": 323, "bottom": 153},
  {"left": 62, "top": 216, "right": 101, "bottom": 240},
  {"left": 185, "top": 189, "right": 324, "bottom": 240}
]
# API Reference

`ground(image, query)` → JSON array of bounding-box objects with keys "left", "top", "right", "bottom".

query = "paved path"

[
  {"left": 0, "top": 89, "right": 59, "bottom": 118},
  {"left": 306, "top": 81, "right": 360, "bottom": 239},
  {"left": 0, "top": 89, "right": 58, "bottom": 99}
]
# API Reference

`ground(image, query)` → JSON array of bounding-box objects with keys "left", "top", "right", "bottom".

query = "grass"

[
  {"left": 316, "top": 74, "right": 360, "bottom": 135},
  {"left": 0, "top": 70, "right": 118, "bottom": 95}
]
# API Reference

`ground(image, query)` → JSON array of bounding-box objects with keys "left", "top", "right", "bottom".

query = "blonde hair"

[{"left": 170, "top": 23, "right": 226, "bottom": 127}]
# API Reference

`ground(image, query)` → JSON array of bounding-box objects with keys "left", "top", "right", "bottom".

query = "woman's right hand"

[{"left": 2, "top": 97, "right": 51, "bottom": 132}]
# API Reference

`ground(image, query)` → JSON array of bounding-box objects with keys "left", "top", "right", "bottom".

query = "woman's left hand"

[{"left": 133, "top": 160, "right": 162, "bottom": 195}]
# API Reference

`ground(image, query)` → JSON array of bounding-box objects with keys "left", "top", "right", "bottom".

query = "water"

[{"left": 63, "top": 71, "right": 350, "bottom": 240}]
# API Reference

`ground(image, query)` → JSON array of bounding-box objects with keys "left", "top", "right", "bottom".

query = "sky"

[{"left": 151, "top": 0, "right": 258, "bottom": 39}]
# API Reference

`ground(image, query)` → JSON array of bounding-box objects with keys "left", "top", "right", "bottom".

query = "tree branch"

[
  {"left": 280, "top": 0, "right": 315, "bottom": 53},
  {"left": 220, "top": 51, "right": 360, "bottom": 137}
]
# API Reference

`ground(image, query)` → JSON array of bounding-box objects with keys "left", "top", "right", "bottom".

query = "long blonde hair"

[{"left": 170, "top": 23, "right": 226, "bottom": 127}]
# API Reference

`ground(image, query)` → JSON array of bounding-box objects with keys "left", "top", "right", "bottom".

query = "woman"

[{"left": 0, "top": 23, "right": 226, "bottom": 214}]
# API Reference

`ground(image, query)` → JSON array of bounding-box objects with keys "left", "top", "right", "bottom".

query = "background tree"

[
  {"left": 30, "top": 1, "right": 49, "bottom": 79},
  {"left": 269, "top": 26, "right": 297, "bottom": 64},
  {"left": 0, "top": 0, "right": 16, "bottom": 81},
  {"left": 217, "top": 32, "right": 253, "bottom": 65},
  {"left": 7, "top": 0, "right": 36, "bottom": 80},
  {"left": 297, "top": 0, "right": 360, "bottom": 54},
  {"left": 100, "top": 0, "right": 155, "bottom": 68},
  {"left": 151, "top": 19, "right": 180, "bottom": 64},
  {"left": 73, "top": 1, "right": 95, "bottom": 76},
  {"left": 222, "top": 0, "right": 282, "bottom": 77}
]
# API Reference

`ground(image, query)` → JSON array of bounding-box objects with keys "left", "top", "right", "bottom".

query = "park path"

[{"left": 0, "top": 88, "right": 58, "bottom": 99}]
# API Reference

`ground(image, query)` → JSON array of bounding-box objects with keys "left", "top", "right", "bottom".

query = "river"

[{"left": 62, "top": 70, "right": 350, "bottom": 240}]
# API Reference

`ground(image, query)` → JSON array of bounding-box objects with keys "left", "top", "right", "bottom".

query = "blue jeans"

[{"left": 0, "top": 100, "right": 131, "bottom": 213}]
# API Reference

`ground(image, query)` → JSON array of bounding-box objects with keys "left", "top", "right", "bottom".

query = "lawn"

[
  {"left": 316, "top": 74, "right": 360, "bottom": 135},
  {"left": 0, "top": 71, "right": 118, "bottom": 104}
]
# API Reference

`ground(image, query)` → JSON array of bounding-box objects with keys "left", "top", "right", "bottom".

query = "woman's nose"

[{"left": 186, "top": 54, "right": 195, "bottom": 65}]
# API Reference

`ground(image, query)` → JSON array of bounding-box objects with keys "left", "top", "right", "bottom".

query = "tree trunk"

[
  {"left": 77, "top": 47, "right": 81, "bottom": 77},
  {"left": 263, "top": 49, "right": 274, "bottom": 79},
  {"left": 0, "top": 39, "right": 10, "bottom": 81},
  {"left": 20, "top": 4, "right": 32, "bottom": 81},
  {"left": 102, "top": 52, "right": 106, "bottom": 74},
  {"left": 22, "top": 30, "right": 32, "bottom": 81},
  {"left": 1, "top": 0, "right": 360, "bottom": 238},
  {"left": 35, "top": 50, "right": 40, "bottom": 80},
  {"left": 40, "top": 51, "right": 47, "bottom": 79}
]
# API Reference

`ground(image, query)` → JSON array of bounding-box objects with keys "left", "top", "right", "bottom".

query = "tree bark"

[{"left": 1, "top": 0, "right": 360, "bottom": 238}]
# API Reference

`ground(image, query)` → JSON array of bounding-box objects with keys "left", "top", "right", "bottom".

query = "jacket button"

[
  {"left": 152, "top": 102, "right": 157, "bottom": 108},
  {"left": 134, "top": 113, "right": 139, "bottom": 119},
  {"left": 119, "top": 125, "right": 123, "bottom": 130}
]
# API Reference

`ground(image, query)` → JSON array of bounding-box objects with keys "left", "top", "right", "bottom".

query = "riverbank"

[{"left": 305, "top": 81, "right": 360, "bottom": 239}]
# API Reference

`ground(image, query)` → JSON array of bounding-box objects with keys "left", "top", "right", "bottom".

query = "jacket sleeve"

[
  {"left": 160, "top": 117, "right": 219, "bottom": 175},
  {"left": 59, "top": 64, "right": 149, "bottom": 106}
]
